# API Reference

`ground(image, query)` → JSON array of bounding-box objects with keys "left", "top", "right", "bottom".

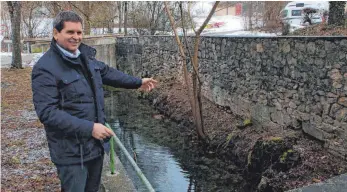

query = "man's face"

[{"left": 53, "top": 21, "right": 83, "bottom": 53}]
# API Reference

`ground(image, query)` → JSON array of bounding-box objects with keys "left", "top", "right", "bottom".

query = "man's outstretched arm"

[{"left": 97, "top": 61, "right": 157, "bottom": 91}]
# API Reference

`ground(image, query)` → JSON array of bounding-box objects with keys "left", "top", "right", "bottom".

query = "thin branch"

[
  {"left": 188, "top": 2, "right": 196, "bottom": 34},
  {"left": 68, "top": 2, "right": 88, "bottom": 18},
  {"left": 164, "top": 2, "right": 184, "bottom": 56},
  {"left": 180, "top": 2, "right": 200, "bottom": 83},
  {"left": 215, "top": 2, "right": 238, "bottom": 13},
  {"left": 196, "top": 1, "right": 220, "bottom": 35}
]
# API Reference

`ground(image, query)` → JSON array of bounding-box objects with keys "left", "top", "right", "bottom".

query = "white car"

[{"left": 280, "top": 1, "right": 329, "bottom": 33}]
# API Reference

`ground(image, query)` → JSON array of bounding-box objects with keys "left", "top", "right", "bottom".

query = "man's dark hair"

[{"left": 53, "top": 11, "right": 83, "bottom": 32}]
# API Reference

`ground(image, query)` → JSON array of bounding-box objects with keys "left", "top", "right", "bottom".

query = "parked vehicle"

[{"left": 280, "top": 1, "right": 329, "bottom": 34}]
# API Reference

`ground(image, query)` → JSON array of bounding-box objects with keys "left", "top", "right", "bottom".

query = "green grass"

[{"left": 31, "top": 47, "right": 48, "bottom": 53}]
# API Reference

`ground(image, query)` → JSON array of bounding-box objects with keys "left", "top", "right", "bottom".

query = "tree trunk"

[
  {"left": 165, "top": 2, "right": 219, "bottom": 142},
  {"left": 28, "top": 15, "right": 34, "bottom": 53},
  {"left": 192, "top": 35, "right": 206, "bottom": 141},
  {"left": 83, "top": 2, "right": 91, "bottom": 35},
  {"left": 248, "top": 2, "right": 253, "bottom": 30},
  {"left": 124, "top": 1, "right": 128, "bottom": 36},
  {"left": 118, "top": 2, "right": 123, "bottom": 33},
  {"left": 108, "top": 21, "right": 113, "bottom": 33},
  {"left": 328, "top": 1, "right": 346, "bottom": 26},
  {"left": 7, "top": 1, "right": 22, "bottom": 69},
  {"left": 84, "top": 19, "right": 91, "bottom": 35}
]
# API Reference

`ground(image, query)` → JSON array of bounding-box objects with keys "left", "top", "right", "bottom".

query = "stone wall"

[
  {"left": 115, "top": 37, "right": 182, "bottom": 78},
  {"left": 84, "top": 37, "right": 117, "bottom": 67},
  {"left": 115, "top": 36, "right": 347, "bottom": 159},
  {"left": 29, "top": 36, "right": 117, "bottom": 68}
]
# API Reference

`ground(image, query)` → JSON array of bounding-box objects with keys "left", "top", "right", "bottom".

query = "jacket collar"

[
  {"left": 50, "top": 38, "right": 97, "bottom": 63},
  {"left": 56, "top": 43, "right": 81, "bottom": 58}
]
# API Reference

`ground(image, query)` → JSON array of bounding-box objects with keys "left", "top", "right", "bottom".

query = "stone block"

[
  {"left": 336, "top": 108, "right": 347, "bottom": 122},
  {"left": 302, "top": 121, "right": 325, "bottom": 141},
  {"left": 320, "top": 123, "right": 337, "bottom": 133},
  {"left": 338, "top": 97, "right": 347, "bottom": 107},
  {"left": 307, "top": 42, "right": 316, "bottom": 55},
  {"left": 256, "top": 43, "right": 264, "bottom": 52},
  {"left": 270, "top": 110, "right": 291, "bottom": 126},
  {"left": 282, "top": 42, "right": 291, "bottom": 53},
  {"left": 329, "top": 103, "right": 343, "bottom": 118},
  {"left": 251, "top": 104, "right": 273, "bottom": 123}
]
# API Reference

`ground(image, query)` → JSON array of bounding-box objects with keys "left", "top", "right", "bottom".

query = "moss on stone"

[
  {"left": 226, "top": 133, "right": 233, "bottom": 143},
  {"left": 243, "top": 119, "right": 252, "bottom": 125},
  {"left": 247, "top": 151, "right": 253, "bottom": 166},
  {"left": 222, "top": 133, "right": 234, "bottom": 148},
  {"left": 268, "top": 137, "right": 283, "bottom": 141},
  {"left": 280, "top": 149, "right": 293, "bottom": 163},
  {"left": 262, "top": 136, "right": 283, "bottom": 147}
]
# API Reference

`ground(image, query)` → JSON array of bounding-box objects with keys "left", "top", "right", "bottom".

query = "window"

[
  {"left": 281, "top": 10, "right": 288, "bottom": 18},
  {"left": 292, "top": 10, "right": 302, "bottom": 16},
  {"left": 296, "top": 3, "right": 305, "bottom": 7}
]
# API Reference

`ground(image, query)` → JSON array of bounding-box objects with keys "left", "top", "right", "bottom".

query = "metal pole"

[{"left": 105, "top": 123, "right": 155, "bottom": 192}]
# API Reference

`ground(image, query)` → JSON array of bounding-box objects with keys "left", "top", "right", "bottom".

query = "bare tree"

[
  {"left": 7, "top": 1, "right": 22, "bottom": 69},
  {"left": 90, "top": 1, "right": 118, "bottom": 34},
  {"left": 124, "top": 1, "right": 128, "bottom": 35},
  {"left": 44, "top": 2, "right": 64, "bottom": 17},
  {"left": 1, "top": 2, "right": 11, "bottom": 39},
  {"left": 263, "top": 1, "right": 287, "bottom": 29},
  {"left": 164, "top": 1, "right": 220, "bottom": 142},
  {"left": 118, "top": 2, "right": 123, "bottom": 33},
  {"left": 216, "top": 1, "right": 286, "bottom": 31},
  {"left": 21, "top": 2, "right": 52, "bottom": 51},
  {"left": 67, "top": 1, "right": 92, "bottom": 35},
  {"left": 328, "top": 1, "right": 346, "bottom": 26},
  {"left": 129, "top": 2, "right": 177, "bottom": 35},
  {"left": 247, "top": 2, "right": 253, "bottom": 30},
  {"left": 46, "top": 2, "right": 118, "bottom": 35}
]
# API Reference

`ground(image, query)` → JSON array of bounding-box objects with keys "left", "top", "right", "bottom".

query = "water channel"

[{"left": 104, "top": 90, "right": 246, "bottom": 192}]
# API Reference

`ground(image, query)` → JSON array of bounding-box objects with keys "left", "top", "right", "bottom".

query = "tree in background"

[
  {"left": 7, "top": 1, "right": 22, "bottom": 69},
  {"left": 67, "top": 1, "right": 92, "bottom": 35},
  {"left": 21, "top": 2, "right": 48, "bottom": 38},
  {"left": 44, "top": 2, "right": 65, "bottom": 17},
  {"left": 91, "top": 1, "right": 118, "bottom": 34},
  {"left": 216, "top": 1, "right": 288, "bottom": 31},
  {"left": 45, "top": 2, "right": 118, "bottom": 35},
  {"left": 263, "top": 1, "right": 288, "bottom": 29},
  {"left": 129, "top": 2, "right": 166, "bottom": 35},
  {"left": 124, "top": 1, "right": 128, "bottom": 35},
  {"left": 1, "top": 1, "right": 11, "bottom": 39},
  {"left": 165, "top": 1, "right": 220, "bottom": 142},
  {"left": 118, "top": 2, "right": 123, "bottom": 33},
  {"left": 129, "top": 2, "right": 181, "bottom": 35},
  {"left": 328, "top": 1, "right": 346, "bottom": 26},
  {"left": 21, "top": 1, "right": 52, "bottom": 52}
]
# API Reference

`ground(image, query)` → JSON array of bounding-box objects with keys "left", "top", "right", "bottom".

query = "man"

[{"left": 31, "top": 11, "right": 157, "bottom": 192}]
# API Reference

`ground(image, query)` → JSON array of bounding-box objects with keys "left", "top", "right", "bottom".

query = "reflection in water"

[
  {"left": 104, "top": 91, "right": 244, "bottom": 192},
  {"left": 110, "top": 120, "right": 195, "bottom": 192}
]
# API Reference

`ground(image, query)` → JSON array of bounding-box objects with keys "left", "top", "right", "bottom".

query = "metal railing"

[{"left": 105, "top": 123, "right": 155, "bottom": 192}]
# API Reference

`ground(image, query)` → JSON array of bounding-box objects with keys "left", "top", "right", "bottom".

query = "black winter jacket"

[{"left": 32, "top": 39, "right": 142, "bottom": 165}]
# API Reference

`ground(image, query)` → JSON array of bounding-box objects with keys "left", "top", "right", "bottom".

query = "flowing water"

[{"left": 104, "top": 90, "right": 245, "bottom": 192}]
